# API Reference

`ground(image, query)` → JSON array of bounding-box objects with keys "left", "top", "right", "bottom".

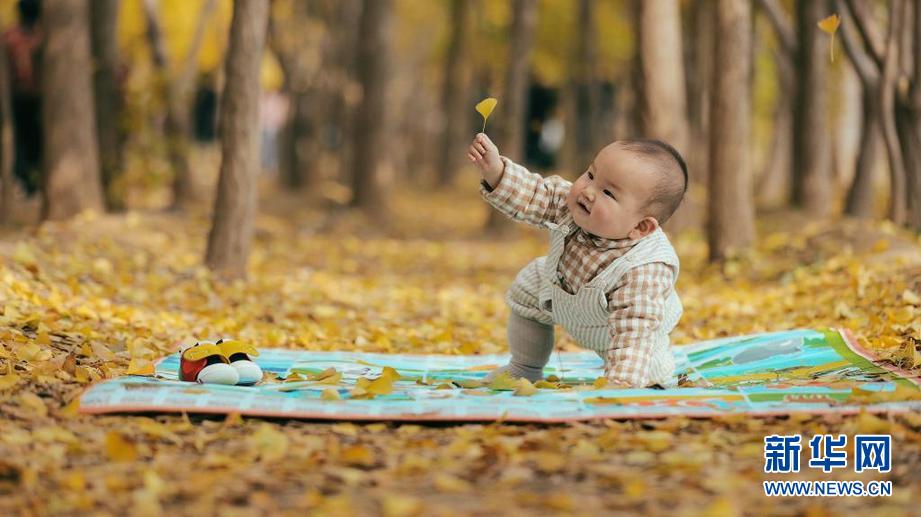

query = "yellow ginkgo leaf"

[
  {"left": 817, "top": 13, "right": 840, "bottom": 34},
  {"left": 126, "top": 358, "right": 156, "bottom": 376},
  {"left": 475, "top": 97, "right": 498, "bottom": 132},
  {"left": 321, "top": 388, "right": 341, "bottom": 400},
  {"left": 513, "top": 378, "right": 538, "bottom": 396},
  {"left": 817, "top": 14, "right": 841, "bottom": 62}
]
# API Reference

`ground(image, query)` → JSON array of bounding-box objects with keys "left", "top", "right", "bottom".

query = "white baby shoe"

[{"left": 216, "top": 338, "right": 263, "bottom": 386}]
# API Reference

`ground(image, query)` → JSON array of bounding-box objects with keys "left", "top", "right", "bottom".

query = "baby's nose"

[{"left": 584, "top": 186, "right": 596, "bottom": 200}]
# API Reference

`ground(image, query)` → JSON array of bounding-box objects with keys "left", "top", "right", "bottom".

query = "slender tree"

[
  {"left": 708, "top": 0, "right": 755, "bottom": 261},
  {"left": 90, "top": 0, "right": 123, "bottom": 211},
  {"left": 791, "top": 0, "right": 832, "bottom": 216},
  {"left": 438, "top": 0, "right": 473, "bottom": 187},
  {"left": 205, "top": 0, "right": 269, "bottom": 279},
  {"left": 637, "top": 0, "right": 689, "bottom": 155},
  {"left": 486, "top": 0, "right": 537, "bottom": 234},
  {"left": 41, "top": 0, "right": 103, "bottom": 221},
  {"left": 686, "top": 0, "right": 714, "bottom": 187},
  {"left": 567, "top": 0, "right": 600, "bottom": 172},
  {"left": 350, "top": 0, "right": 394, "bottom": 217}
]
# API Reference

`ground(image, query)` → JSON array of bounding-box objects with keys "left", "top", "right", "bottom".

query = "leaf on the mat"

[
  {"left": 379, "top": 366, "right": 402, "bottom": 382},
  {"left": 317, "top": 371, "right": 342, "bottom": 385},
  {"left": 366, "top": 374, "right": 394, "bottom": 395},
  {"left": 284, "top": 372, "right": 305, "bottom": 382},
  {"left": 435, "top": 382, "right": 454, "bottom": 390},
  {"left": 487, "top": 372, "right": 518, "bottom": 391},
  {"left": 545, "top": 374, "right": 561, "bottom": 382},
  {"left": 321, "top": 388, "right": 341, "bottom": 400},
  {"left": 592, "top": 377, "right": 608, "bottom": 390},
  {"left": 105, "top": 431, "right": 138, "bottom": 462},
  {"left": 126, "top": 358, "right": 155, "bottom": 376},
  {"left": 513, "top": 378, "right": 538, "bottom": 396},
  {"left": 534, "top": 380, "right": 560, "bottom": 389},
  {"left": 307, "top": 367, "right": 338, "bottom": 381},
  {"left": 248, "top": 424, "right": 289, "bottom": 462},
  {"left": 454, "top": 379, "right": 484, "bottom": 389}
]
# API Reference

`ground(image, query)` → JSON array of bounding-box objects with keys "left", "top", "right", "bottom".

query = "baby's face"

[{"left": 565, "top": 143, "right": 658, "bottom": 240}]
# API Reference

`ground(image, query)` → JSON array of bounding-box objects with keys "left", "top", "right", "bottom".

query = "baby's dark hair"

[{"left": 617, "top": 139, "right": 688, "bottom": 224}]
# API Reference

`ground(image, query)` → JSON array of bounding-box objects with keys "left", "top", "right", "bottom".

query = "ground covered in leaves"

[{"left": 1, "top": 185, "right": 920, "bottom": 515}]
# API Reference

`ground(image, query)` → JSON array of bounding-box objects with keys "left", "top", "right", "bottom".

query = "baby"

[{"left": 467, "top": 133, "right": 687, "bottom": 388}]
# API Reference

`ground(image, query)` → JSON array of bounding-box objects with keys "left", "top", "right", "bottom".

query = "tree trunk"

[
  {"left": 567, "top": 0, "right": 600, "bottom": 171},
  {"left": 41, "top": 0, "right": 103, "bottom": 221},
  {"left": 486, "top": 0, "right": 537, "bottom": 234},
  {"left": 686, "top": 0, "right": 713, "bottom": 185},
  {"left": 708, "top": 0, "right": 754, "bottom": 261},
  {"left": 879, "top": 0, "right": 908, "bottom": 225},
  {"left": 90, "top": 0, "right": 123, "bottom": 211},
  {"left": 844, "top": 86, "right": 882, "bottom": 217},
  {"left": 0, "top": 39, "right": 13, "bottom": 225},
  {"left": 638, "top": 0, "right": 689, "bottom": 155},
  {"left": 204, "top": 0, "right": 268, "bottom": 279},
  {"left": 903, "top": 0, "right": 921, "bottom": 230},
  {"left": 437, "top": 0, "right": 472, "bottom": 187},
  {"left": 792, "top": 0, "right": 832, "bottom": 215},
  {"left": 350, "top": 0, "right": 393, "bottom": 217}
]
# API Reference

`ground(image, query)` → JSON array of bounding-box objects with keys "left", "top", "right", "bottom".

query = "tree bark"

[
  {"left": 350, "top": 0, "right": 393, "bottom": 217},
  {"left": 708, "top": 0, "right": 754, "bottom": 261},
  {"left": 686, "top": 0, "right": 713, "bottom": 186},
  {"left": 567, "top": 0, "right": 600, "bottom": 171},
  {"left": 638, "top": 0, "right": 689, "bottom": 155},
  {"left": 437, "top": 0, "right": 472, "bottom": 187},
  {"left": 903, "top": 0, "right": 921, "bottom": 230},
  {"left": 90, "top": 0, "right": 123, "bottom": 211},
  {"left": 205, "top": 0, "right": 268, "bottom": 279},
  {"left": 0, "top": 39, "right": 13, "bottom": 225},
  {"left": 792, "top": 0, "right": 832, "bottom": 215},
  {"left": 844, "top": 86, "right": 882, "bottom": 217},
  {"left": 486, "top": 0, "right": 537, "bottom": 234},
  {"left": 879, "top": 0, "right": 908, "bottom": 224},
  {"left": 41, "top": 0, "right": 103, "bottom": 221}
]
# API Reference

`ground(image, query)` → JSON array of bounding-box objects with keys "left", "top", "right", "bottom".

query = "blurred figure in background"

[{"left": 4, "top": 0, "right": 42, "bottom": 197}]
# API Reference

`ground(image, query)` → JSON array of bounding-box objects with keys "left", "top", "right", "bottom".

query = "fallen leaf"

[{"left": 105, "top": 432, "right": 138, "bottom": 462}]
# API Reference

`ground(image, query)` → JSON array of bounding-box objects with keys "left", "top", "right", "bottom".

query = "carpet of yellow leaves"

[{"left": 1, "top": 187, "right": 920, "bottom": 515}]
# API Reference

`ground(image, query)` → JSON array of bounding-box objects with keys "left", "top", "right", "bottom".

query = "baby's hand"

[{"left": 467, "top": 133, "right": 504, "bottom": 186}]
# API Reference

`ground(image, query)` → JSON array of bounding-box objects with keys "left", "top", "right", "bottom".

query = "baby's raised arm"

[
  {"left": 467, "top": 133, "right": 571, "bottom": 228},
  {"left": 467, "top": 133, "right": 505, "bottom": 188}
]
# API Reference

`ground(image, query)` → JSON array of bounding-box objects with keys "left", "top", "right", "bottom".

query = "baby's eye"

[
  {"left": 587, "top": 171, "right": 594, "bottom": 180},
  {"left": 603, "top": 190, "right": 615, "bottom": 199}
]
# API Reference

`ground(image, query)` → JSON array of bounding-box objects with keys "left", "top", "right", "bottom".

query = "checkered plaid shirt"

[{"left": 480, "top": 158, "right": 676, "bottom": 387}]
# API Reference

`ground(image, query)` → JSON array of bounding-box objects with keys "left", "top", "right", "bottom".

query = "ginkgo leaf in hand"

[
  {"left": 475, "top": 97, "right": 498, "bottom": 133},
  {"left": 817, "top": 14, "right": 841, "bottom": 62}
]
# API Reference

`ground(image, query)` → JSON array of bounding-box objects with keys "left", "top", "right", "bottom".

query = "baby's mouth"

[{"left": 577, "top": 198, "right": 592, "bottom": 214}]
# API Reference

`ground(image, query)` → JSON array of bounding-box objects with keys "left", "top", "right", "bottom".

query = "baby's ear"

[{"left": 629, "top": 216, "right": 659, "bottom": 239}]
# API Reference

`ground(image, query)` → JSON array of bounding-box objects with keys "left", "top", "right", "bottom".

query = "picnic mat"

[{"left": 79, "top": 329, "right": 921, "bottom": 422}]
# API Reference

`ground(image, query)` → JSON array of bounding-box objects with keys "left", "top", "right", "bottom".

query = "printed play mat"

[{"left": 79, "top": 329, "right": 921, "bottom": 422}]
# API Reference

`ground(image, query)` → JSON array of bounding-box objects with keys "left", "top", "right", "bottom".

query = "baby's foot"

[{"left": 484, "top": 362, "right": 544, "bottom": 383}]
